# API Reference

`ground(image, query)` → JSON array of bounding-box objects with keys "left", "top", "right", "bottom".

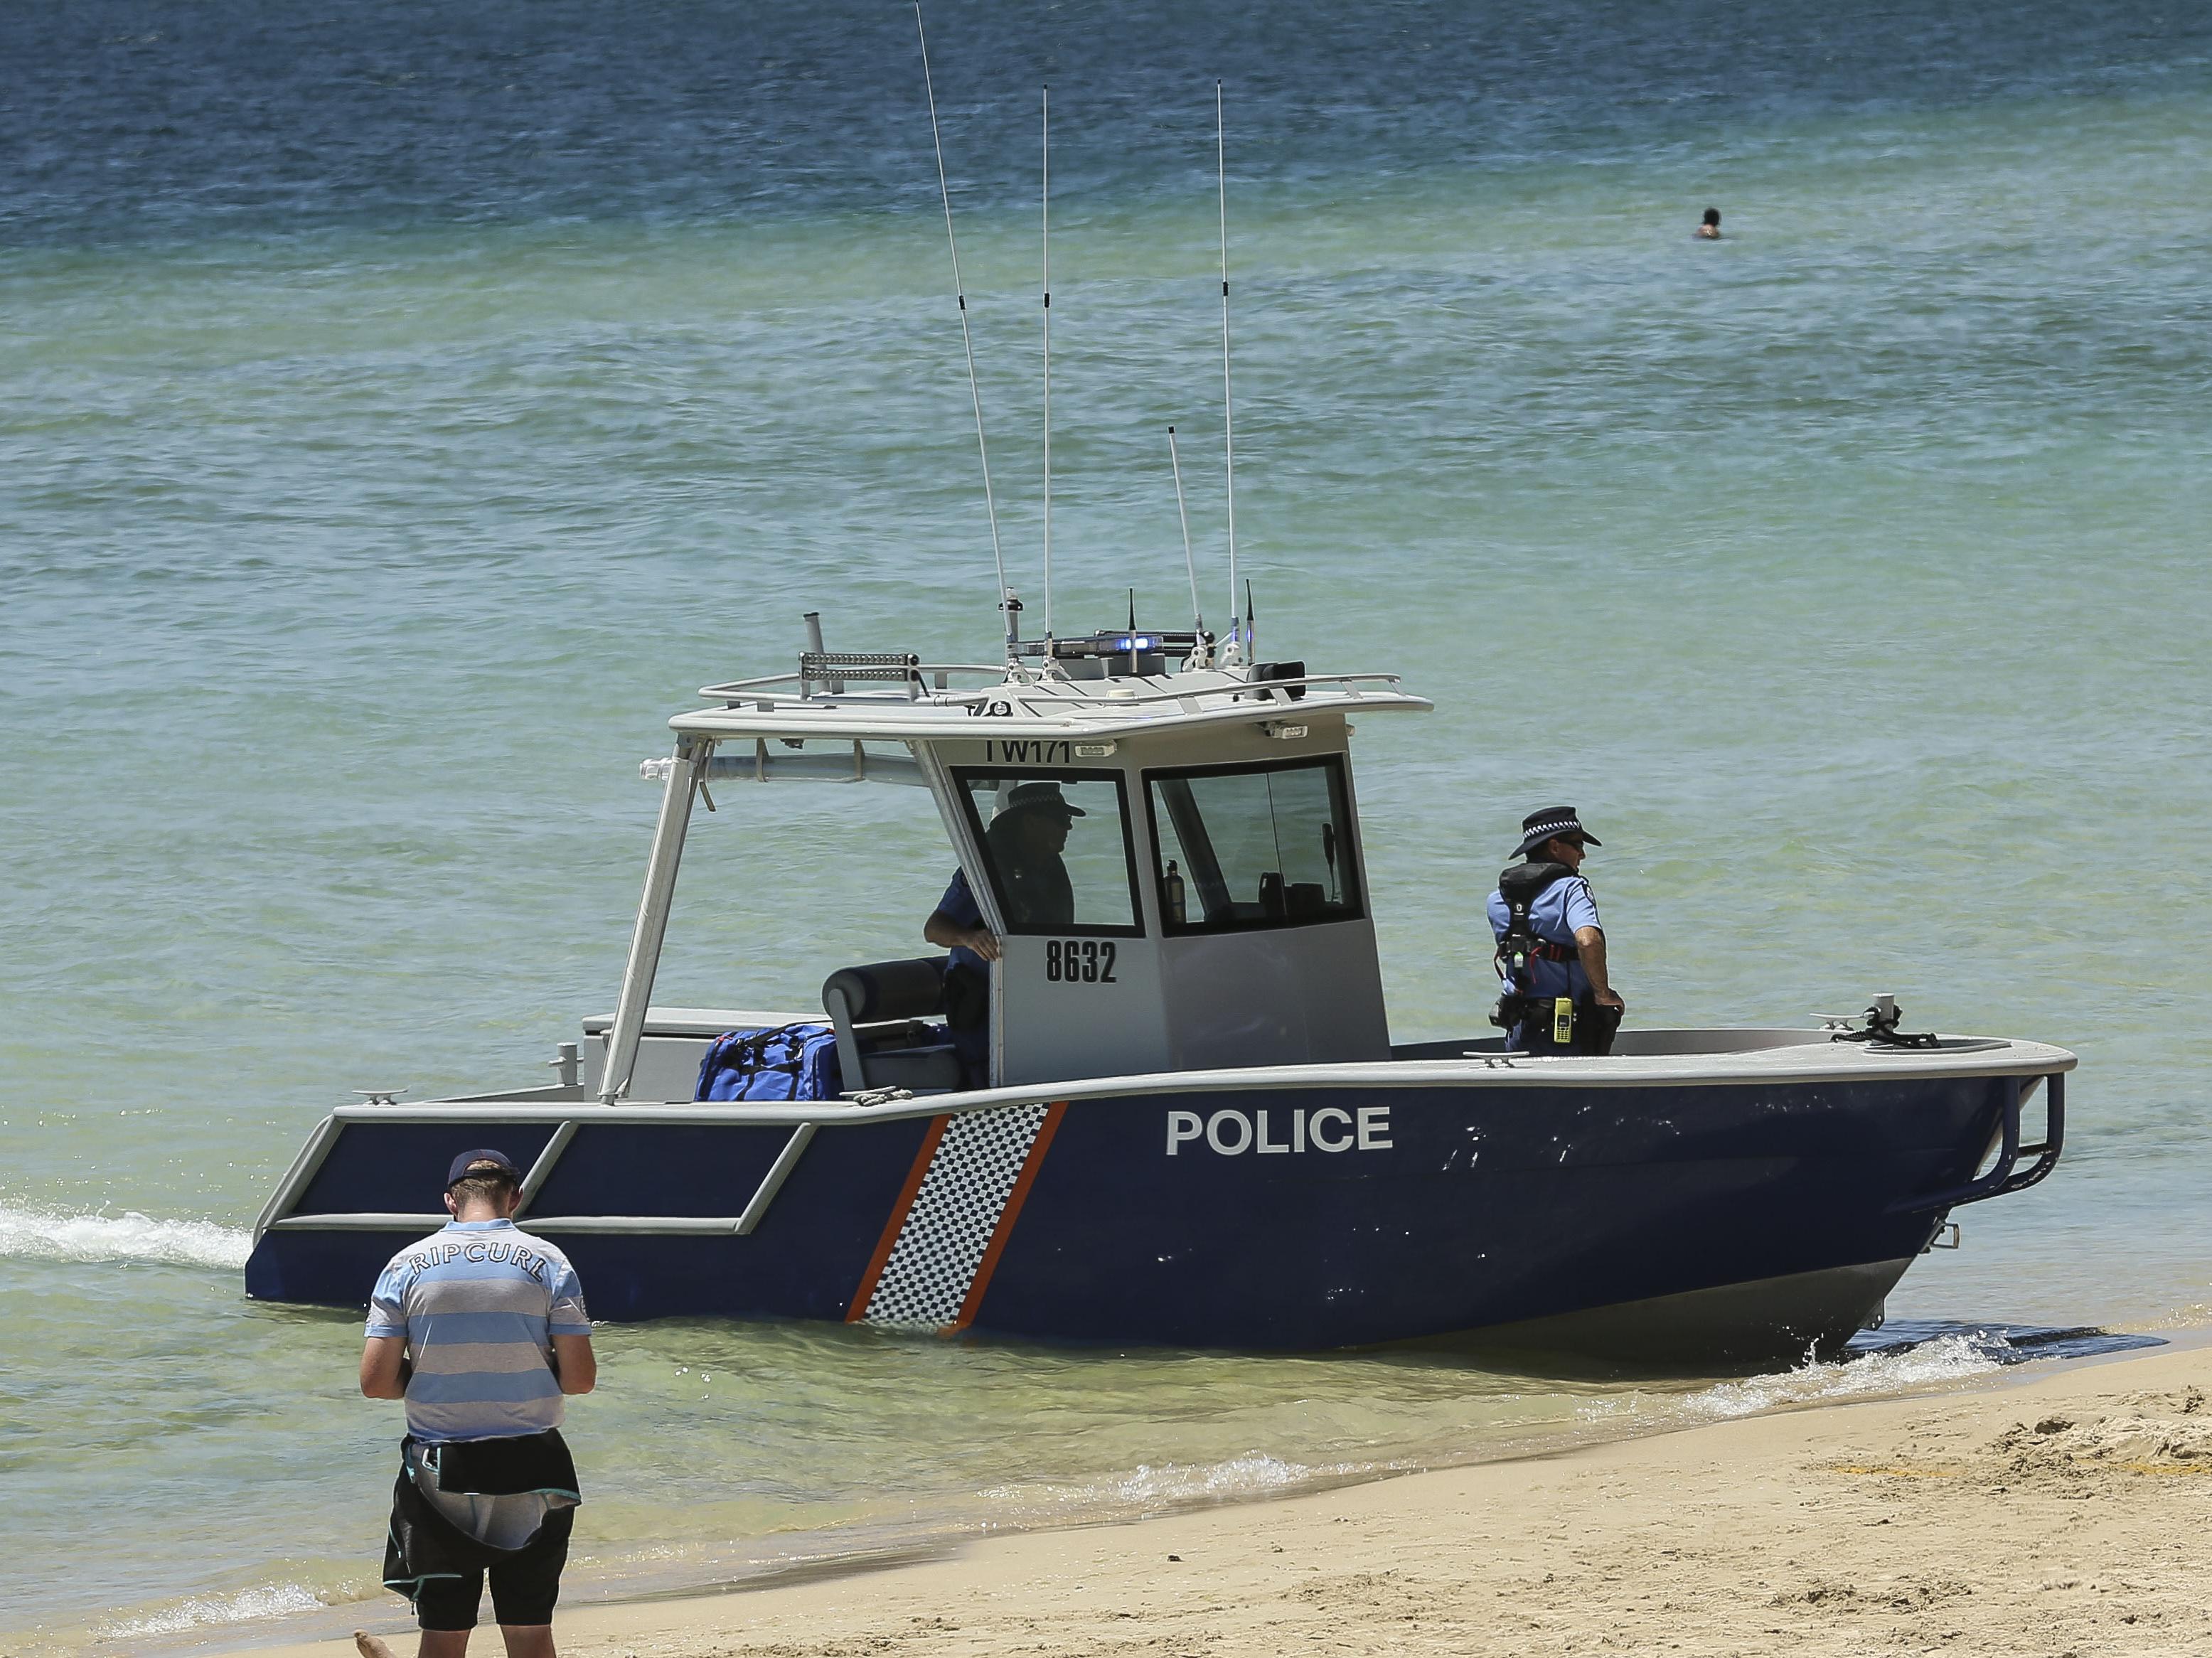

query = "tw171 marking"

[
  {"left": 983, "top": 739, "right": 1074, "bottom": 764},
  {"left": 1165, "top": 1106, "right": 1391, "bottom": 1155}
]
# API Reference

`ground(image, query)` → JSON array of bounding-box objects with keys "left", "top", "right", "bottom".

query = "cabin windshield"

[
  {"left": 951, "top": 769, "right": 1144, "bottom": 936},
  {"left": 1145, "top": 756, "right": 1360, "bottom": 934}
]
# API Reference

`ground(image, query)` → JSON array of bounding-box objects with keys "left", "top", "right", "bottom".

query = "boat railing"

[
  {"left": 695, "top": 665, "right": 1415, "bottom": 717},
  {"left": 1032, "top": 671, "right": 1410, "bottom": 712},
  {"left": 700, "top": 662, "right": 1008, "bottom": 702},
  {"left": 1886, "top": 1073, "right": 2066, "bottom": 1214}
]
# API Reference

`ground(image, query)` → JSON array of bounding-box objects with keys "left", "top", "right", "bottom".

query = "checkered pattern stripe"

[{"left": 858, "top": 1103, "right": 1052, "bottom": 1331}]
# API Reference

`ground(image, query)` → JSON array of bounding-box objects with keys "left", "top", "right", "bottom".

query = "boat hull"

[{"left": 246, "top": 1067, "right": 2024, "bottom": 1357}]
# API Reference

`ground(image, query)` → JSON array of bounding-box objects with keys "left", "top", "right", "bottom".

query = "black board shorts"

[
  {"left": 410, "top": 1506, "right": 573, "bottom": 1631},
  {"left": 384, "top": 1432, "right": 581, "bottom": 1630}
]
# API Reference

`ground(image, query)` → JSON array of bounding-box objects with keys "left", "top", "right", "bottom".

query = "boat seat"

[{"left": 821, "top": 958, "right": 963, "bottom": 1095}]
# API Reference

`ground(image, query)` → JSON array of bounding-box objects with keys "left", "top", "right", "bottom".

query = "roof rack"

[
  {"left": 799, "top": 651, "right": 920, "bottom": 700},
  {"left": 699, "top": 661, "right": 1007, "bottom": 702}
]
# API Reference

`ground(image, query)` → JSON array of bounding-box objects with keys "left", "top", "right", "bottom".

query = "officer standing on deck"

[{"left": 1488, "top": 806, "right": 1625, "bottom": 1055}]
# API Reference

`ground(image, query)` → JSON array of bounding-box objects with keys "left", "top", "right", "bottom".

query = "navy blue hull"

[{"left": 246, "top": 1073, "right": 2008, "bottom": 1353}]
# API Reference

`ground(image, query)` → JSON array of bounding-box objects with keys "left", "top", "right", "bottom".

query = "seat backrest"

[
  {"left": 821, "top": 958, "right": 948, "bottom": 1024},
  {"left": 821, "top": 958, "right": 949, "bottom": 1091}
]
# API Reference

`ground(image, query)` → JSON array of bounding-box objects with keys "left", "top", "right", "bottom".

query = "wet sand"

[{"left": 257, "top": 1342, "right": 2210, "bottom": 1658}]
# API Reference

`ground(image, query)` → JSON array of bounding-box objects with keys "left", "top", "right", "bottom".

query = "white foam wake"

[
  {"left": 1580, "top": 1332, "right": 2013, "bottom": 1433},
  {"left": 980, "top": 1450, "right": 1331, "bottom": 1520},
  {"left": 1679, "top": 1331, "right": 2011, "bottom": 1419},
  {"left": 0, "top": 1204, "right": 252, "bottom": 1270},
  {"left": 94, "top": 1582, "right": 326, "bottom": 1638}
]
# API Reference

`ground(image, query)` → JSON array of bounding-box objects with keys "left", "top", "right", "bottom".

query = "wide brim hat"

[
  {"left": 1001, "top": 781, "right": 1085, "bottom": 818},
  {"left": 1512, "top": 806, "right": 1601, "bottom": 859}
]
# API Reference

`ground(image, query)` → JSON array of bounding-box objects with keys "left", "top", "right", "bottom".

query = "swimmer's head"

[{"left": 1702, "top": 207, "right": 1721, "bottom": 228}]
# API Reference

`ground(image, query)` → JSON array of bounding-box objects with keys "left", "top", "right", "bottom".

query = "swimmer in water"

[{"left": 1695, "top": 207, "right": 1721, "bottom": 240}]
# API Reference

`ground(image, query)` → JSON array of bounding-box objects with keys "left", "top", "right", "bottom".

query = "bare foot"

[{"left": 354, "top": 1632, "right": 400, "bottom": 1658}]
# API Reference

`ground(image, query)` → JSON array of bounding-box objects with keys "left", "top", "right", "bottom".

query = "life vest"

[
  {"left": 1492, "top": 860, "right": 1581, "bottom": 1042},
  {"left": 1491, "top": 862, "right": 1620, "bottom": 1054},
  {"left": 1493, "top": 861, "right": 1582, "bottom": 987}
]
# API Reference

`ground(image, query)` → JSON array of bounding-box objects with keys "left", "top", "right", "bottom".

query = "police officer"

[{"left": 1487, "top": 806, "right": 1625, "bottom": 1055}]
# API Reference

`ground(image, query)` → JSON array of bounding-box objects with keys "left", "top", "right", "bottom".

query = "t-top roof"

[{"left": 668, "top": 660, "right": 1433, "bottom": 744}]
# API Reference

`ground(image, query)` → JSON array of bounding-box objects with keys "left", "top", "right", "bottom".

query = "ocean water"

[{"left": 6, "top": 0, "right": 2212, "bottom": 1646}]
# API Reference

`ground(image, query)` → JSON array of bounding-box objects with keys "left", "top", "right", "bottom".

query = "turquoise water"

[{"left": 5, "top": 0, "right": 2212, "bottom": 1646}]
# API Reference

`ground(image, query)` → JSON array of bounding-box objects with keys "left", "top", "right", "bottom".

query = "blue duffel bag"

[{"left": 695, "top": 1022, "right": 844, "bottom": 1101}]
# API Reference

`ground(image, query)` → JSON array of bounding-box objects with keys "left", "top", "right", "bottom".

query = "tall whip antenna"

[
  {"left": 1216, "top": 80, "right": 1240, "bottom": 663},
  {"left": 1041, "top": 85, "right": 1054, "bottom": 646},
  {"left": 1168, "top": 425, "right": 1204, "bottom": 637},
  {"left": 914, "top": 5, "right": 1014, "bottom": 660}
]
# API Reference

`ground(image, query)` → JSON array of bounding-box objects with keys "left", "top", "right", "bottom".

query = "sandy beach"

[{"left": 237, "top": 1340, "right": 2211, "bottom": 1658}]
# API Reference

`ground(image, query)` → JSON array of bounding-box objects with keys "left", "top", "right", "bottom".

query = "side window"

[
  {"left": 1146, "top": 759, "right": 1361, "bottom": 934},
  {"left": 951, "top": 770, "right": 1143, "bottom": 936}
]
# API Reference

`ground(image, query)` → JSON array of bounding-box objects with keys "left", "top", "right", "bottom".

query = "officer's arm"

[
  {"left": 1574, "top": 926, "right": 1623, "bottom": 1010},
  {"left": 360, "top": 1336, "right": 410, "bottom": 1399},
  {"left": 551, "top": 1333, "right": 597, "bottom": 1395},
  {"left": 924, "top": 909, "right": 1002, "bottom": 962}
]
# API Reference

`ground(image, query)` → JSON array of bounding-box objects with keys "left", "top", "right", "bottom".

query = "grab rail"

[
  {"left": 700, "top": 665, "right": 1006, "bottom": 700},
  {"left": 1005, "top": 670, "right": 1410, "bottom": 712},
  {"left": 693, "top": 667, "right": 1417, "bottom": 715},
  {"left": 1886, "top": 1071, "right": 2065, "bottom": 1215},
  {"left": 260, "top": 1122, "right": 818, "bottom": 1241}
]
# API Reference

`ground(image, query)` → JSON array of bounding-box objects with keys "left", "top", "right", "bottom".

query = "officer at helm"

[
  {"left": 1487, "top": 806, "right": 1625, "bottom": 1055},
  {"left": 924, "top": 782, "right": 1084, "bottom": 1086}
]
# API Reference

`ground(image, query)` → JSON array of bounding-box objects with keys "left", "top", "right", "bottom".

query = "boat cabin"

[{"left": 595, "top": 633, "right": 1433, "bottom": 1103}]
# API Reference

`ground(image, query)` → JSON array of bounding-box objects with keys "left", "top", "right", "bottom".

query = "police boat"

[{"left": 245, "top": 625, "right": 2072, "bottom": 1360}]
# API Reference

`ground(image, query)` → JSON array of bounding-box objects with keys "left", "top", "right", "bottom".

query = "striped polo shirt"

[{"left": 365, "top": 1219, "right": 591, "bottom": 1444}]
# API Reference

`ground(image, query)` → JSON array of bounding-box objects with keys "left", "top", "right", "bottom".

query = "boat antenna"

[
  {"left": 1215, "top": 80, "right": 1241, "bottom": 665},
  {"left": 1041, "top": 85, "right": 1054, "bottom": 649},
  {"left": 914, "top": 4, "right": 1014, "bottom": 662},
  {"left": 1244, "top": 577, "right": 1256, "bottom": 660},
  {"left": 1168, "top": 424, "right": 1205, "bottom": 647}
]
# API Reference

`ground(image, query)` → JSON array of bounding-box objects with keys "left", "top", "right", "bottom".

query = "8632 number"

[{"left": 1044, "top": 940, "right": 1117, "bottom": 983}]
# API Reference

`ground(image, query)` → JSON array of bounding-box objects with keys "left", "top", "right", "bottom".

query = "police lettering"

[{"left": 1164, "top": 1106, "right": 1392, "bottom": 1155}]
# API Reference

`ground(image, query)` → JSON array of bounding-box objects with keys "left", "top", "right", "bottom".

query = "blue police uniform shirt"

[
  {"left": 937, "top": 868, "right": 986, "bottom": 972},
  {"left": 1487, "top": 873, "right": 1602, "bottom": 1000}
]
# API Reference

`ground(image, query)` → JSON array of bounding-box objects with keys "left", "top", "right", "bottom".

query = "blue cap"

[{"left": 446, "top": 1148, "right": 522, "bottom": 1189}]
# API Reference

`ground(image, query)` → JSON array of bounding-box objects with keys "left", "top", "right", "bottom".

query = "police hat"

[
  {"left": 1000, "top": 781, "right": 1085, "bottom": 819},
  {"left": 1512, "top": 806, "right": 1601, "bottom": 859}
]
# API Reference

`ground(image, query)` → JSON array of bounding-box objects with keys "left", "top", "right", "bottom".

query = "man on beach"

[{"left": 356, "top": 1150, "right": 595, "bottom": 1658}]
